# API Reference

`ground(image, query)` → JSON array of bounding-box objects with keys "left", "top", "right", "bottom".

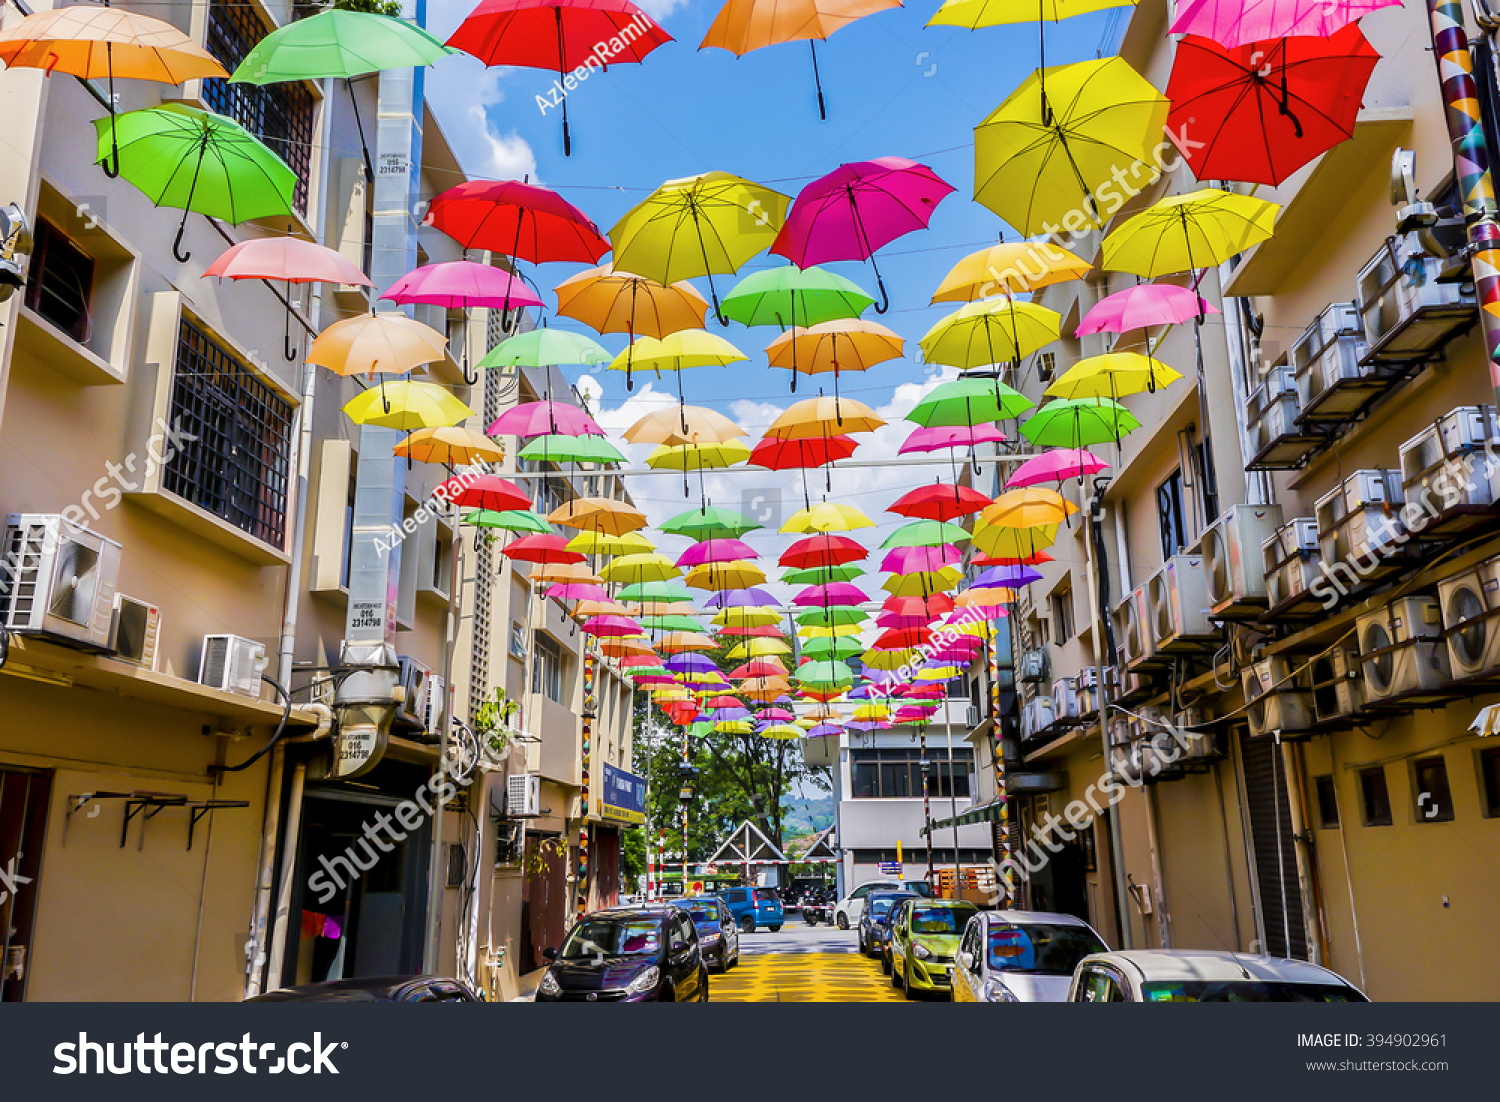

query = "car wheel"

[
  {"left": 881, "top": 949, "right": 892, "bottom": 975},
  {"left": 889, "top": 956, "right": 903, "bottom": 988},
  {"left": 740, "top": 916, "right": 755, "bottom": 934},
  {"left": 836, "top": 912, "right": 849, "bottom": 930},
  {"left": 902, "top": 965, "right": 918, "bottom": 1000},
  {"left": 698, "top": 969, "right": 710, "bottom": 1001},
  {"left": 857, "top": 930, "right": 866, "bottom": 953},
  {"left": 727, "top": 946, "right": 739, "bottom": 970},
  {"left": 769, "top": 925, "right": 782, "bottom": 933},
  {"left": 806, "top": 914, "right": 818, "bottom": 927}
]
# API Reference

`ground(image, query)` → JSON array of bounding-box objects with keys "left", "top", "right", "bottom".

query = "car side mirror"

[
  {"left": 956, "top": 950, "right": 973, "bottom": 971},
  {"left": 542, "top": 947, "right": 558, "bottom": 961},
  {"left": 672, "top": 940, "right": 690, "bottom": 955}
]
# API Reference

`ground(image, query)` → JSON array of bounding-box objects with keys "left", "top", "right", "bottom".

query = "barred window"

[
  {"left": 202, "top": 0, "right": 314, "bottom": 213},
  {"left": 163, "top": 317, "right": 293, "bottom": 547}
]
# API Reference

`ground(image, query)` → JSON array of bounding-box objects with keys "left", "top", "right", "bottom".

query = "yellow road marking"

[{"left": 712, "top": 950, "right": 909, "bottom": 1003}]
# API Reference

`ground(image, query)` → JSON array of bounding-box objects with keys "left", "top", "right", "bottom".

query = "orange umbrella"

[
  {"left": 657, "top": 631, "right": 719, "bottom": 652},
  {"left": 624, "top": 404, "right": 746, "bottom": 447},
  {"left": 548, "top": 497, "right": 649, "bottom": 536},
  {"left": 766, "top": 395, "right": 885, "bottom": 438},
  {"left": 555, "top": 263, "right": 710, "bottom": 340},
  {"left": 765, "top": 319, "right": 904, "bottom": 402},
  {"left": 394, "top": 427, "right": 504, "bottom": 467},
  {"left": 531, "top": 562, "right": 604, "bottom": 585},
  {"left": 308, "top": 313, "right": 448, "bottom": 377}
]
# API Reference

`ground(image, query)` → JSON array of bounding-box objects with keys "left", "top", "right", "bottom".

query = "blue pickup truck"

[{"left": 719, "top": 886, "right": 784, "bottom": 933}]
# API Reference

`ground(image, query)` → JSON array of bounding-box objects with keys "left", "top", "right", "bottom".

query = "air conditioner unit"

[
  {"left": 423, "top": 673, "right": 448, "bottom": 736},
  {"left": 1108, "top": 741, "right": 1147, "bottom": 785},
  {"left": 1292, "top": 302, "right": 1376, "bottom": 422},
  {"left": 1399, "top": 405, "right": 1500, "bottom": 514},
  {"left": 1357, "top": 596, "right": 1451, "bottom": 706},
  {"left": 965, "top": 704, "right": 982, "bottom": 728},
  {"left": 1172, "top": 709, "right": 1221, "bottom": 763},
  {"left": 1309, "top": 643, "right": 1365, "bottom": 723},
  {"left": 1315, "top": 469, "right": 1405, "bottom": 566},
  {"left": 1021, "top": 696, "right": 1056, "bottom": 738},
  {"left": 1020, "top": 647, "right": 1050, "bottom": 682},
  {"left": 1242, "top": 657, "right": 1314, "bottom": 738},
  {"left": 1246, "top": 366, "right": 1315, "bottom": 469},
  {"left": 1147, "top": 555, "right": 1218, "bottom": 652},
  {"left": 1106, "top": 716, "right": 1134, "bottom": 747},
  {"left": 1437, "top": 557, "right": 1500, "bottom": 680},
  {"left": 1356, "top": 233, "right": 1477, "bottom": 362},
  {"left": 395, "top": 654, "right": 430, "bottom": 727},
  {"left": 199, "top": 634, "right": 268, "bottom": 698},
  {"left": 507, "top": 773, "right": 542, "bottom": 818},
  {"left": 1196, "top": 503, "right": 1284, "bottom": 616},
  {"left": 108, "top": 593, "right": 160, "bottom": 671},
  {"left": 0, "top": 514, "right": 121, "bottom": 650},
  {"left": 1113, "top": 584, "right": 1157, "bottom": 672},
  {"left": 1262, "top": 519, "right": 1322, "bottom": 607},
  {"left": 1050, "top": 677, "right": 1079, "bottom": 721}
]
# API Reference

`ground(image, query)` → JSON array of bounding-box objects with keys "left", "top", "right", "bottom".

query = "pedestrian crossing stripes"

[{"left": 713, "top": 950, "right": 909, "bottom": 1002}]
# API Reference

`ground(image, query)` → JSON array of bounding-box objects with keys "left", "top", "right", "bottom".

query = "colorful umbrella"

[
  {"left": 624, "top": 404, "right": 745, "bottom": 447},
  {"left": 1169, "top": 0, "right": 1401, "bottom": 49},
  {"left": 882, "top": 519, "right": 969, "bottom": 548},
  {"left": 765, "top": 318, "right": 904, "bottom": 400},
  {"left": 931, "top": 240, "right": 1093, "bottom": 303},
  {"left": 723, "top": 266, "right": 874, "bottom": 328},
  {"left": 888, "top": 483, "right": 992, "bottom": 521},
  {"left": 1075, "top": 282, "right": 1219, "bottom": 336},
  {"left": 676, "top": 538, "right": 760, "bottom": 567},
  {"left": 920, "top": 297, "right": 1060, "bottom": 370},
  {"left": 1006, "top": 447, "right": 1109, "bottom": 488},
  {"left": 503, "top": 533, "right": 587, "bottom": 564},
  {"left": 568, "top": 529, "right": 655, "bottom": 556},
  {"left": 1100, "top": 188, "right": 1279, "bottom": 277},
  {"left": 766, "top": 395, "right": 885, "bottom": 437},
  {"left": 906, "top": 377, "right": 1034, "bottom": 427},
  {"left": 1047, "top": 351, "right": 1183, "bottom": 400},
  {"left": 519, "top": 435, "right": 626, "bottom": 465},
  {"left": 490, "top": 400, "right": 602, "bottom": 438},
  {"left": 464, "top": 509, "right": 551, "bottom": 533},
  {"left": 395, "top": 427, "right": 505, "bottom": 466},
  {"left": 1021, "top": 397, "right": 1140, "bottom": 447},
  {"left": 479, "top": 329, "right": 611, "bottom": 372},
  {"left": 880, "top": 545, "right": 962, "bottom": 573},
  {"left": 608, "top": 329, "right": 748, "bottom": 403},
  {"left": 343, "top": 381, "right": 473, "bottom": 430},
  {"left": 309, "top": 313, "right": 447, "bottom": 378},
  {"left": 899, "top": 423, "right": 1008, "bottom": 454},
  {"left": 780, "top": 534, "right": 868, "bottom": 568},
  {"left": 782, "top": 502, "right": 874, "bottom": 533},
  {"left": 555, "top": 264, "right": 711, "bottom": 362},
  {"left": 548, "top": 497, "right": 648, "bottom": 535},
  {"left": 782, "top": 564, "right": 864, "bottom": 584},
  {"left": 661, "top": 505, "right": 762, "bottom": 539}
]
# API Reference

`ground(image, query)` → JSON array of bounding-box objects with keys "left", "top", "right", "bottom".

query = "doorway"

[
  {"left": 520, "top": 832, "right": 568, "bottom": 974},
  {"left": 0, "top": 768, "right": 49, "bottom": 1001}
]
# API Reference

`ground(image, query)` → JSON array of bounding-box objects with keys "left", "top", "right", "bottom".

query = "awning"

[{"left": 920, "top": 796, "right": 1005, "bottom": 836}]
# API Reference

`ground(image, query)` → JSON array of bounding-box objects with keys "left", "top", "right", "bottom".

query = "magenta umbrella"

[
  {"left": 1169, "top": 0, "right": 1401, "bottom": 48},
  {"left": 489, "top": 399, "right": 602, "bottom": 438},
  {"left": 546, "top": 582, "right": 610, "bottom": 602},
  {"left": 770, "top": 157, "right": 955, "bottom": 314},
  {"left": 1076, "top": 283, "right": 1219, "bottom": 337},
  {"left": 676, "top": 538, "right": 759, "bottom": 567},
  {"left": 580, "top": 615, "right": 643, "bottom": 637},
  {"left": 793, "top": 582, "right": 869, "bottom": 607},
  {"left": 899, "top": 423, "right": 1007, "bottom": 454},
  {"left": 383, "top": 260, "right": 546, "bottom": 385},
  {"left": 1006, "top": 447, "right": 1110, "bottom": 489},
  {"left": 759, "top": 707, "right": 795, "bottom": 722},
  {"left": 880, "top": 545, "right": 961, "bottom": 574}
]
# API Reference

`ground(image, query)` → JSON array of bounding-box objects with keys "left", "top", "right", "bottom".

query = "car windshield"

[
  {"left": 868, "top": 897, "right": 901, "bottom": 917},
  {"left": 685, "top": 908, "right": 717, "bottom": 925},
  {"left": 910, "top": 906, "right": 974, "bottom": 934},
  {"left": 754, "top": 889, "right": 778, "bottom": 902},
  {"left": 558, "top": 918, "right": 662, "bottom": 960},
  {"left": 1141, "top": 981, "right": 1367, "bottom": 1003},
  {"left": 986, "top": 923, "right": 1108, "bottom": 975}
]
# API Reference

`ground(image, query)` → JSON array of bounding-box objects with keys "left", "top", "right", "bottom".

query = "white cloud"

[
  {"left": 634, "top": 0, "right": 692, "bottom": 19},
  {"left": 426, "top": 55, "right": 538, "bottom": 183}
]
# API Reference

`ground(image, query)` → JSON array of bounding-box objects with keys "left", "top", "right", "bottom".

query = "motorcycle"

[{"left": 801, "top": 888, "right": 835, "bottom": 926}]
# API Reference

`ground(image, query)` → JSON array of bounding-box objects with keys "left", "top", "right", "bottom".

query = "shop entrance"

[{"left": 0, "top": 768, "right": 49, "bottom": 1002}]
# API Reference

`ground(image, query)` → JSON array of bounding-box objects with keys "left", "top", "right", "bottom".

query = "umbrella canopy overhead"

[
  {"left": 479, "top": 329, "right": 611, "bottom": 371},
  {"left": 723, "top": 266, "right": 874, "bottom": 328},
  {"left": 1101, "top": 188, "right": 1279, "bottom": 276},
  {"left": 624, "top": 405, "right": 745, "bottom": 446},
  {"left": 1006, "top": 447, "right": 1109, "bottom": 488},
  {"left": 766, "top": 396, "right": 885, "bottom": 438},
  {"left": 1047, "top": 351, "right": 1184, "bottom": 400},
  {"left": 1022, "top": 397, "right": 1141, "bottom": 446},
  {"left": 490, "top": 400, "right": 603, "bottom": 438},
  {"left": 900, "top": 423, "right": 1007, "bottom": 453},
  {"left": 206, "top": 236, "right": 371, "bottom": 286},
  {"left": 931, "top": 241, "right": 1092, "bottom": 303},
  {"left": 1169, "top": 0, "right": 1400, "bottom": 48},
  {"left": 519, "top": 434, "right": 627, "bottom": 465},
  {"left": 309, "top": 314, "right": 448, "bottom": 377},
  {"left": 382, "top": 261, "right": 545, "bottom": 311},
  {"left": 395, "top": 427, "right": 505, "bottom": 466},
  {"left": 343, "top": 381, "right": 474, "bottom": 430},
  {"left": 907, "top": 376, "right": 1034, "bottom": 427},
  {"left": 0, "top": 7, "right": 227, "bottom": 84},
  {"left": 920, "top": 297, "right": 1061, "bottom": 369},
  {"left": 889, "top": 483, "right": 992, "bottom": 521},
  {"left": 556, "top": 263, "right": 712, "bottom": 338},
  {"left": 231, "top": 9, "right": 452, "bottom": 82},
  {"left": 548, "top": 497, "right": 649, "bottom": 535},
  {"left": 782, "top": 502, "right": 874, "bottom": 532},
  {"left": 1075, "top": 282, "right": 1219, "bottom": 335},
  {"left": 662, "top": 505, "right": 762, "bottom": 539},
  {"left": 442, "top": 474, "right": 532, "bottom": 513}
]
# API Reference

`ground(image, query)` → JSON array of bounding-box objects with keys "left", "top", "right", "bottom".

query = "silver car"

[{"left": 952, "top": 910, "right": 1109, "bottom": 1003}]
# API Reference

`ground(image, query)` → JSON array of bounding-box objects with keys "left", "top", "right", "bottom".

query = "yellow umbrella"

[
  {"left": 798, "top": 623, "right": 863, "bottom": 637},
  {"left": 555, "top": 263, "right": 711, "bottom": 338},
  {"left": 394, "top": 426, "right": 504, "bottom": 465},
  {"left": 609, "top": 329, "right": 748, "bottom": 407},
  {"left": 714, "top": 607, "right": 783, "bottom": 628},
  {"left": 931, "top": 241, "right": 1092, "bottom": 303},
  {"left": 852, "top": 703, "right": 890, "bottom": 720},
  {"left": 657, "top": 631, "right": 720, "bottom": 652},
  {"left": 645, "top": 440, "right": 752, "bottom": 471},
  {"left": 609, "top": 172, "right": 791, "bottom": 321},
  {"left": 685, "top": 560, "right": 767, "bottom": 590},
  {"left": 653, "top": 687, "right": 692, "bottom": 702},
  {"left": 531, "top": 562, "right": 603, "bottom": 585},
  {"left": 781, "top": 502, "right": 874, "bottom": 533},
  {"left": 309, "top": 313, "right": 448, "bottom": 377},
  {"left": 548, "top": 497, "right": 649, "bottom": 535},
  {"left": 624, "top": 404, "right": 746, "bottom": 447},
  {"left": 1101, "top": 188, "right": 1280, "bottom": 277},
  {"left": 343, "top": 381, "right": 473, "bottom": 430},
  {"left": 760, "top": 723, "right": 805, "bottom": 739},
  {"left": 600, "top": 554, "right": 681, "bottom": 584},
  {"left": 567, "top": 530, "right": 656, "bottom": 556},
  {"left": 974, "top": 57, "right": 1171, "bottom": 238},
  {"left": 765, "top": 395, "right": 885, "bottom": 439},
  {"left": 725, "top": 638, "right": 793, "bottom": 659},
  {"left": 971, "top": 521, "right": 1060, "bottom": 559},
  {"left": 862, "top": 648, "right": 916, "bottom": 669},
  {"left": 1046, "top": 351, "right": 1182, "bottom": 400},
  {"left": 919, "top": 298, "right": 1060, "bottom": 370},
  {"left": 882, "top": 568, "right": 963, "bottom": 595},
  {"left": 981, "top": 487, "right": 1078, "bottom": 527}
]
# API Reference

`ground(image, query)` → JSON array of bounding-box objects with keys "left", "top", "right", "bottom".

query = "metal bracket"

[
  {"left": 121, "top": 794, "right": 188, "bottom": 849},
  {"left": 62, "top": 792, "right": 132, "bottom": 846},
  {"left": 186, "top": 800, "right": 250, "bottom": 851}
]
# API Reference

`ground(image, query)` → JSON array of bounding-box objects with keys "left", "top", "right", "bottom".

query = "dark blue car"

[
  {"left": 719, "top": 885, "right": 784, "bottom": 933},
  {"left": 675, "top": 896, "right": 740, "bottom": 970},
  {"left": 858, "top": 891, "right": 917, "bottom": 959}
]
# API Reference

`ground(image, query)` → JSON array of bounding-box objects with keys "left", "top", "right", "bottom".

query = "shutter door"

[{"left": 1238, "top": 731, "right": 1309, "bottom": 960}]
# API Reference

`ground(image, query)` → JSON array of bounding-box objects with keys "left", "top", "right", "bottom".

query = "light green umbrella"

[
  {"left": 95, "top": 104, "right": 295, "bottom": 264},
  {"left": 638, "top": 615, "right": 708, "bottom": 632},
  {"left": 618, "top": 581, "right": 695, "bottom": 603},
  {"left": 782, "top": 564, "right": 863, "bottom": 585},
  {"left": 796, "top": 660, "right": 856, "bottom": 687},
  {"left": 722, "top": 265, "right": 873, "bottom": 331},
  {"left": 661, "top": 505, "right": 762, "bottom": 540},
  {"left": 801, "top": 636, "right": 864, "bottom": 660},
  {"left": 795, "top": 606, "right": 869, "bottom": 627},
  {"left": 518, "top": 434, "right": 626, "bottom": 465},
  {"left": 906, "top": 376, "right": 1034, "bottom": 428},
  {"left": 462, "top": 509, "right": 550, "bottom": 533},
  {"left": 479, "top": 328, "right": 612, "bottom": 370},
  {"left": 881, "top": 519, "right": 970, "bottom": 548},
  {"left": 230, "top": 9, "right": 453, "bottom": 180},
  {"left": 1021, "top": 397, "right": 1141, "bottom": 448}
]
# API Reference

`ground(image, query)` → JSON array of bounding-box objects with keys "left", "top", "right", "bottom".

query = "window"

[
  {"left": 851, "top": 748, "right": 972, "bottom": 799},
  {"left": 1035, "top": 351, "right": 1055, "bottom": 381},
  {"left": 1314, "top": 775, "right": 1339, "bottom": 829},
  {"left": 510, "top": 620, "right": 527, "bottom": 659},
  {"left": 533, "top": 634, "right": 564, "bottom": 702},
  {"left": 1196, "top": 436, "right": 1219, "bottom": 529},
  {"left": 163, "top": 317, "right": 293, "bottom": 547},
  {"left": 1079, "top": 966, "right": 1128, "bottom": 1002},
  {"left": 932, "top": 758, "right": 971, "bottom": 799},
  {"left": 1156, "top": 470, "right": 1187, "bottom": 559},
  {"left": 24, "top": 218, "right": 93, "bottom": 341},
  {"left": 203, "top": 0, "right": 314, "bottom": 213},
  {"left": 1481, "top": 747, "right": 1500, "bottom": 818},
  {"left": 1358, "top": 766, "right": 1392, "bottom": 827},
  {"left": 1050, "top": 587, "right": 1075, "bottom": 642},
  {"left": 339, "top": 454, "right": 357, "bottom": 589},
  {"left": 1411, "top": 755, "right": 1454, "bottom": 823}
]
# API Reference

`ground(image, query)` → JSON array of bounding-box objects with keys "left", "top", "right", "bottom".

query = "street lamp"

[{"left": 677, "top": 762, "right": 699, "bottom": 803}]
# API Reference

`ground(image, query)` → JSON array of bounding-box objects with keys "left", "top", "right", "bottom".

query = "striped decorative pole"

[
  {"left": 920, "top": 725, "right": 934, "bottom": 886},
  {"left": 577, "top": 652, "right": 595, "bottom": 917},
  {"left": 990, "top": 618, "right": 1015, "bottom": 906},
  {"left": 1428, "top": 0, "right": 1500, "bottom": 391}
]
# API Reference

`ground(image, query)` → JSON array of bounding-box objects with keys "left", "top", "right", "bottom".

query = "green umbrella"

[
  {"left": 796, "top": 660, "right": 855, "bottom": 687},
  {"left": 661, "top": 505, "right": 762, "bottom": 540},
  {"left": 463, "top": 509, "right": 549, "bottom": 533},
  {"left": 618, "top": 581, "right": 695, "bottom": 603},
  {"left": 795, "top": 607, "right": 869, "bottom": 627},
  {"left": 688, "top": 721, "right": 715, "bottom": 738},
  {"left": 519, "top": 434, "right": 626, "bottom": 465},
  {"left": 96, "top": 104, "right": 295, "bottom": 264},
  {"left": 230, "top": 9, "right": 453, "bottom": 181},
  {"left": 906, "top": 376, "right": 1035, "bottom": 428},
  {"left": 1022, "top": 397, "right": 1142, "bottom": 448},
  {"left": 479, "top": 328, "right": 612, "bottom": 370},
  {"left": 782, "top": 564, "right": 862, "bottom": 585},
  {"left": 638, "top": 615, "right": 707, "bottom": 631},
  {"left": 801, "top": 636, "right": 864, "bottom": 660},
  {"left": 881, "top": 519, "right": 970, "bottom": 549},
  {"left": 723, "top": 266, "right": 875, "bottom": 393}
]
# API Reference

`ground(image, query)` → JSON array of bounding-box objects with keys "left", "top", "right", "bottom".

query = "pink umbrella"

[
  {"left": 581, "top": 615, "right": 643, "bottom": 637},
  {"left": 675, "top": 538, "right": 759, "bottom": 567},
  {"left": 205, "top": 237, "right": 373, "bottom": 361},
  {"left": 546, "top": 582, "right": 610, "bottom": 602},
  {"left": 382, "top": 260, "right": 545, "bottom": 311},
  {"left": 792, "top": 582, "right": 869, "bottom": 607},
  {"left": 879, "top": 545, "right": 961, "bottom": 574},
  {"left": 759, "top": 707, "right": 795, "bottom": 722},
  {"left": 1006, "top": 447, "right": 1110, "bottom": 488},
  {"left": 1076, "top": 283, "right": 1219, "bottom": 337},
  {"left": 489, "top": 400, "right": 602, "bottom": 438},
  {"left": 1169, "top": 0, "right": 1401, "bottom": 48},
  {"left": 899, "top": 423, "right": 1006, "bottom": 454},
  {"left": 771, "top": 157, "right": 955, "bottom": 313}
]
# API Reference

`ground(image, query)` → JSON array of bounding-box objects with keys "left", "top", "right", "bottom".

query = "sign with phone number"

[{"left": 601, "top": 764, "right": 647, "bottom": 824}]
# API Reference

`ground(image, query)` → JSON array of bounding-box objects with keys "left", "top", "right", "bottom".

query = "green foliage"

[
  {"left": 472, "top": 686, "right": 520, "bottom": 757},
  {"left": 329, "top": 0, "right": 405, "bottom": 16}
]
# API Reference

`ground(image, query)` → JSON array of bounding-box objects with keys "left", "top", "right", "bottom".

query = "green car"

[{"left": 887, "top": 898, "right": 979, "bottom": 999}]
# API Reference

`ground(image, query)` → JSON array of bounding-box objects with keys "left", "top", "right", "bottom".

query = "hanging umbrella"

[
  {"left": 624, "top": 404, "right": 745, "bottom": 446},
  {"left": 0, "top": 6, "right": 227, "bottom": 178},
  {"left": 955, "top": 588, "right": 1015, "bottom": 611},
  {"left": 548, "top": 497, "right": 648, "bottom": 535},
  {"left": 1169, "top": 0, "right": 1401, "bottom": 48},
  {"left": 782, "top": 564, "right": 863, "bottom": 584},
  {"left": 478, "top": 328, "right": 612, "bottom": 371},
  {"left": 899, "top": 423, "right": 1007, "bottom": 454},
  {"left": 657, "top": 631, "right": 720, "bottom": 652},
  {"left": 782, "top": 502, "right": 874, "bottom": 533},
  {"left": 425, "top": 178, "right": 609, "bottom": 266},
  {"left": 609, "top": 172, "right": 791, "bottom": 322},
  {"left": 706, "top": 588, "right": 780, "bottom": 608},
  {"left": 1101, "top": 188, "right": 1279, "bottom": 277},
  {"left": 395, "top": 427, "right": 505, "bottom": 466},
  {"left": 725, "top": 638, "right": 794, "bottom": 659},
  {"left": 906, "top": 377, "right": 1034, "bottom": 427},
  {"left": 490, "top": 399, "right": 603, "bottom": 438},
  {"left": 920, "top": 298, "right": 1060, "bottom": 370},
  {"left": 882, "top": 568, "right": 962, "bottom": 595},
  {"left": 573, "top": 599, "right": 632, "bottom": 618},
  {"left": 465, "top": 509, "right": 551, "bottom": 533},
  {"left": 1164, "top": 27, "right": 1379, "bottom": 187},
  {"left": 1006, "top": 447, "right": 1109, "bottom": 488},
  {"left": 94, "top": 104, "right": 296, "bottom": 263},
  {"left": 1076, "top": 282, "right": 1218, "bottom": 336},
  {"left": 533, "top": 562, "right": 605, "bottom": 584},
  {"left": 723, "top": 266, "right": 873, "bottom": 328},
  {"left": 796, "top": 605, "right": 868, "bottom": 626},
  {"left": 309, "top": 313, "right": 448, "bottom": 378},
  {"left": 766, "top": 395, "right": 885, "bottom": 438},
  {"left": 440, "top": 473, "right": 531, "bottom": 512},
  {"left": 889, "top": 483, "right": 992, "bottom": 521},
  {"left": 205, "top": 237, "right": 372, "bottom": 361},
  {"left": 677, "top": 538, "right": 759, "bottom": 567},
  {"left": 519, "top": 435, "right": 626, "bottom": 465},
  {"left": 568, "top": 531, "right": 655, "bottom": 556},
  {"left": 766, "top": 319, "right": 903, "bottom": 401},
  {"left": 700, "top": 0, "right": 901, "bottom": 118},
  {"left": 382, "top": 261, "right": 544, "bottom": 383},
  {"left": 982, "top": 487, "right": 1078, "bottom": 528},
  {"left": 1047, "top": 351, "right": 1183, "bottom": 400},
  {"left": 792, "top": 582, "right": 869, "bottom": 607},
  {"left": 759, "top": 723, "right": 806, "bottom": 739},
  {"left": 662, "top": 505, "right": 761, "bottom": 539},
  {"left": 882, "top": 519, "right": 970, "bottom": 548},
  {"left": 780, "top": 534, "right": 868, "bottom": 568},
  {"left": 608, "top": 329, "right": 748, "bottom": 404},
  {"left": 975, "top": 564, "right": 1043, "bottom": 587},
  {"left": 880, "top": 545, "right": 962, "bottom": 573},
  {"left": 581, "top": 615, "right": 645, "bottom": 638},
  {"left": 715, "top": 607, "right": 782, "bottom": 628},
  {"left": 555, "top": 264, "right": 711, "bottom": 385},
  {"left": 621, "top": 580, "right": 694, "bottom": 602},
  {"left": 749, "top": 433, "right": 859, "bottom": 506},
  {"left": 771, "top": 157, "right": 954, "bottom": 313},
  {"left": 230, "top": 9, "right": 452, "bottom": 182},
  {"left": 445, "top": 0, "right": 672, "bottom": 155},
  {"left": 1021, "top": 397, "right": 1140, "bottom": 447},
  {"left": 931, "top": 240, "right": 1092, "bottom": 303},
  {"left": 601, "top": 553, "right": 682, "bottom": 584},
  {"left": 970, "top": 521, "right": 1060, "bottom": 560},
  {"left": 685, "top": 560, "right": 767, "bottom": 590},
  {"left": 973, "top": 57, "right": 1170, "bottom": 237},
  {"left": 734, "top": 658, "right": 789, "bottom": 678},
  {"left": 503, "top": 533, "right": 587, "bottom": 564},
  {"left": 344, "top": 380, "right": 474, "bottom": 430}
]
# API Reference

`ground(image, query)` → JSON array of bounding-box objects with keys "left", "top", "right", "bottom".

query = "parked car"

[
  {"left": 858, "top": 890, "right": 916, "bottom": 957},
  {"left": 248, "top": 976, "right": 481, "bottom": 1002},
  {"left": 887, "top": 898, "right": 979, "bottom": 999},
  {"left": 1067, "top": 950, "right": 1369, "bottom": 1003},
  {"left": 676, "top": 896, "right": 740, "bottom": 971},
  {"left": 536, "top": 905, "right": 709, "bottom": 1002},
  {"left": 951, "top": 911, "right": 1109, "bottom": 1003},
  {"left": 833, "top": 879, "right": 932, "bottom": 929},
  {"left": 720, "top": 885, "right": 784, "bottom": 932}
]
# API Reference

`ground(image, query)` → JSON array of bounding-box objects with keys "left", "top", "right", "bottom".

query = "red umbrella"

[
  {"left": 780, "top": 534, "right": 868, "bottom": 569},
  {"left": 501, "top": 533, "right": 586, "bottom": 564},
  {"left": 749, "top": 433, "right": 860, "bottom": 506},
  {"left": 881, "top": 593, "right": 954, "bottom": 619},
  {"left": 1165, "top": 25, "right": 1380, "bottom": 187},
  {"left": 974, "top": 551, "right": 1054, "bottom": 567},
  {"left": 446, "top": 0, "right": 672, "bottom": 156},
  {"left": 770, "top": 157, "right": 955, "bottom": 313},
  {"left": 732, "top": 658, "right": 788, "bottom": 678},
  {"left": 438, "top": 473, "right": 531, "bottom": 512},
  {"left": 873, "top": 626, "right": 930, "bottom": 650},
  {"left": 424, "top": 179, "right": 609, "bottom": 262},
  {"left": 888, "top": 482, "right": 991, "bottom": 522}
]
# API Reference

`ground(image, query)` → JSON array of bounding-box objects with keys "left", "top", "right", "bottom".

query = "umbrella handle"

[
  {"left": 172, "top": 217, "right": 191, "bottom": 264},
  {"left": 809, "top": 41, "right": 827, "bottom": 121},
  {"left": 284, "top": 333, "right": 298, "bottom": 362},
  {"left": 101, "top": 48, "right": 120, "bottom": 179},
  {"left": 461, "top": 360, "right": 480, "bottom": 386}
]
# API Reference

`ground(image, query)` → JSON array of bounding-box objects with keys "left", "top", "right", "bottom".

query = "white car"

[
  {"left": 833, "top": 879, "right": 930, "bottom": 929},
  {"left": 1068, "top": 950, "right": 1369, "bottom": 1002},
  {"left": 951, "top": 910, "right": 1109, "bottom": 1003}
]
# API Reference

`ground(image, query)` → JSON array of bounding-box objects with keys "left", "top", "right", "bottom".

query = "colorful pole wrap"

[{"left": 577, "top": 651, "right": 594, "bottom": 917}]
